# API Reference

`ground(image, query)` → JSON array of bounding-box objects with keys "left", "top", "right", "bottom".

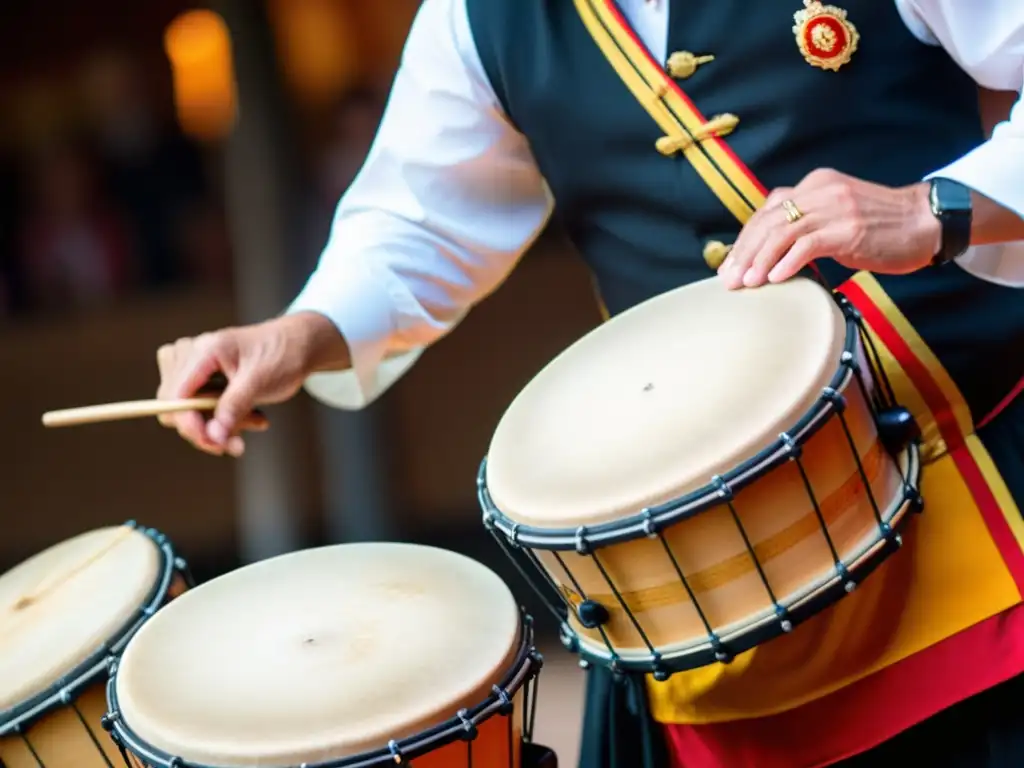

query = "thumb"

[{"left": 206, "top": 368, "right": 262, "bottom": 446}]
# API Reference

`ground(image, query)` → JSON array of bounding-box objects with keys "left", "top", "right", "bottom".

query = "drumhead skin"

[
  {"left": 0, "top": 526, "right": 161, "bottom": 713},
  {"left": 486, "top": 276, "right": 846, "bottom": 528},
  {"left": 114, "top": 543, "right": 522, "bottom": 767}
]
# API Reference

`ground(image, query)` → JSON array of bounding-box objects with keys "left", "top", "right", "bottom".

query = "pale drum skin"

[
  {"left": 485, "top": 277, "right": 911, "bottom": 661},
  {"left": 111, "top": 544, "right": 528, "bottom": 768},
  {"left": 0, "top": 527, "right": 188, "bottom": 768}
]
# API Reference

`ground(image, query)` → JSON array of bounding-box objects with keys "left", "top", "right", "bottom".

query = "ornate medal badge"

[{"left": 793, "top": 1, "right": 859, "bottom": 71}]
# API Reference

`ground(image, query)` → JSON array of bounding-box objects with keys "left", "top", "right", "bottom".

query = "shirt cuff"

[
  {"left": 926, "top": 140, "right": 1024, "bottom": 220},
  {"left": 287, "top": 255, "right": 407, "bottom": 410}
]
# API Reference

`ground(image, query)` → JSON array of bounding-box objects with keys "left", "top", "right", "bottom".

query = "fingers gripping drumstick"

[{"left": 40, "top": 374, "right": 264, "bottom": 428}]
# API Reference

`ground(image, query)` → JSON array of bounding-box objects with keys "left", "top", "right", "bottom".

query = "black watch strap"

[{"left": 929, "top": 178, "right": 972, "bottom": 266}]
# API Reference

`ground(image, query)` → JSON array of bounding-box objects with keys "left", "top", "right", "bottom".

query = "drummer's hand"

[
  {"left": 718, "top": 169, "right": 941, "bottom": 289},
  {"left": 156, "top": 312, "right": 348, "bottom": 457}
]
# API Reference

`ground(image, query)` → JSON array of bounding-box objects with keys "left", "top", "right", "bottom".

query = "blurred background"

[
  {"left": 1, "top": 2, "right": 1017, "bottom": 762},
  {"left": 0, "top": 0, "right": 599, "bottom": 760}
]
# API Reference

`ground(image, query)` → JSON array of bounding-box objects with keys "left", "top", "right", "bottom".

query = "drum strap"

[
  {"left": 577, "top": 668, "right": 671, "bottom": 768},
  {"left": 572, "top": 0, "right": 765, "bottom": 224}
]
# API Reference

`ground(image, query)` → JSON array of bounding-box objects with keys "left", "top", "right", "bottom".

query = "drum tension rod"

[
  {"left": 875, "top": 406, "right": 921, "bottom": 456},
  {"left": 388, "top": 739, "right": 405, "bottom": 763},
  {"left": 457, "top": 709, "right": 479, "bottom": 741},
  {"left": 577, "top": 599, "right": 610, "bottom": 629}
]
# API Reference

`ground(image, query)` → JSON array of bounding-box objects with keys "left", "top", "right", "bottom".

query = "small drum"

[
  {"left": 0, "top": 523, "right": 190, "bottom": 768},
  {"left": 479, "top": 277, "right": 923, "bottom": 677},
  {"left": 104, "top": 543, "right": 553, "bottom": 768}
]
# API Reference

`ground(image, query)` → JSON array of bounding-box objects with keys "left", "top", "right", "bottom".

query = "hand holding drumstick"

[
  {"left": 154, "top": 312, "right": 350, "bottom": 457},
  {"left": 42, "top": 313, "right": 350, "bottom": 455}
]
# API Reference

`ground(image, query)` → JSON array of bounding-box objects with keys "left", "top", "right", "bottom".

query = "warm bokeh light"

[
  {"left": 268, "top": 0, "right": 359, "bottom": 108},
  {"left": 164, "top": 10, "right": 237, "bottom": 142}
]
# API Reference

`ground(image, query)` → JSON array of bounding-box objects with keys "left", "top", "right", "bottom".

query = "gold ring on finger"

[{"left": 782, "top": 199, "right": 804, "bottom": 224}]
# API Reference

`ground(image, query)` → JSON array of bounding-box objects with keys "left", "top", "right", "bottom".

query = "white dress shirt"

[{"left": 291, "top": 0, "right": 1024, "bottom": 409}]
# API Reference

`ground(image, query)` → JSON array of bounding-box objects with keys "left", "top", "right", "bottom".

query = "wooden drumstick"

[
  {"left": 40, "top": 373, "right": 258, "bottom": 428},
  {"left": 42, "top": 397, "right": 222, "bottom": 428}
]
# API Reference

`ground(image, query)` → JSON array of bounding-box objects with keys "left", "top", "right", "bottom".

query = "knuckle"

[
  {"left": 805, "top": 167, "right": 839, "bottom": 185},
  {"left": 834, "top": 183, "right": 857, "bottom": 210},
  {"left": 192, "top": 332, "right": 217, "bottom": 353},
  {"left": 205, "top": 329, "right": 237, "bottom": 358},
  {"left": 156, "top": 343, "right": 174, "bottom": 367},
  {"left": 770, "top": 187, "right": 796, "bottom": 208}
]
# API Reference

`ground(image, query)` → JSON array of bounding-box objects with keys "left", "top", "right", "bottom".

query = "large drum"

[
  {"left": 479, "top": 277, "right": 924, "bottom": 677},
  {"left": 103, "top": 543, "right": 552, "bottom": 768},
  {"left": 0, "top": 523, "right": 190, "bottom": 767}
]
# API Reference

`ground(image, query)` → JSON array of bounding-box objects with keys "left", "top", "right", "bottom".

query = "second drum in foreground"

[{"left": 104, "top": 542, "right": 552, "bottom": 768}]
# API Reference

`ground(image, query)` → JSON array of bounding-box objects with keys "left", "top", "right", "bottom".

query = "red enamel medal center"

[{"left": 793, "top": 1, "right": 860, "bottom": 71}]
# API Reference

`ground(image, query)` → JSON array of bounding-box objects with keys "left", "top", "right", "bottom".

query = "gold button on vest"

[
  {"left": 655, "top": 113, "right": 739, "bottom": 157},
  {"left": 667, "top": 51, "right": 714, "bottom": 79},
  {"left": 703, "top": 240, "right": 732, "bottom": 270}
]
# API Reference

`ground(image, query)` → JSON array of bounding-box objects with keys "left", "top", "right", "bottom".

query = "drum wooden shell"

[
  {"left": 0, "top": 525, "right": 189, "bottom": 768},
  {"left": 480, "top": 277, "right": 922, "bottom": 673},
  {"left": 542, "top": 378, "right": 911, "bottom": 659},
  {"left": 104, "top": 543, "right": 545, "bottom": 768},
  {"left": 0, "top": 685, "right": 117, "bottom": 768}
]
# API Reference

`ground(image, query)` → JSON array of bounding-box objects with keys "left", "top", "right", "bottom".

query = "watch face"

[
  {"left": 930, "top": 178, "right": 973, "bottom": 266},
  {"left": 934, "top": 178, "right": 972, "bottom": 214}
]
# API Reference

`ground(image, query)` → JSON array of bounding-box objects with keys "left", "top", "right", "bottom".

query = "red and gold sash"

[{"left": 572, "top": 0, "right": 1024, "bottom": 723}]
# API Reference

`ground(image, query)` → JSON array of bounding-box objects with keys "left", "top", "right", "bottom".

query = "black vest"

[{"left": 467, "top": 0, "right": 1023, "bottom": 423}]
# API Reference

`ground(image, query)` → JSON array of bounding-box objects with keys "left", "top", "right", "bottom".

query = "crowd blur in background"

[
  {"left": 1, "top": 52, "right": 223, "bottom": 316},
  {"left": 0, "top": 1, "right": 400, "bottom": 323}
]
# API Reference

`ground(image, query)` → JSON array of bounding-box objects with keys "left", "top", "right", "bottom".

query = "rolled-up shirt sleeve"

[
  {"left": 894, "top": 0, "right": 1024, "bottom": 286},
  {"left": 898, "top": 0, "right": 1024, "bottom": 217},
  {"left": 929, "top": 99, "right": 1024, "bottom": 221},
  {"left": 289, "top": 0, "right": 552, "bottom": 409}
]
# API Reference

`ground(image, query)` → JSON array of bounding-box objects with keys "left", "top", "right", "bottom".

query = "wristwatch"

[{"left": 928, "top": 177, "right": 973, "bottom": 266}]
